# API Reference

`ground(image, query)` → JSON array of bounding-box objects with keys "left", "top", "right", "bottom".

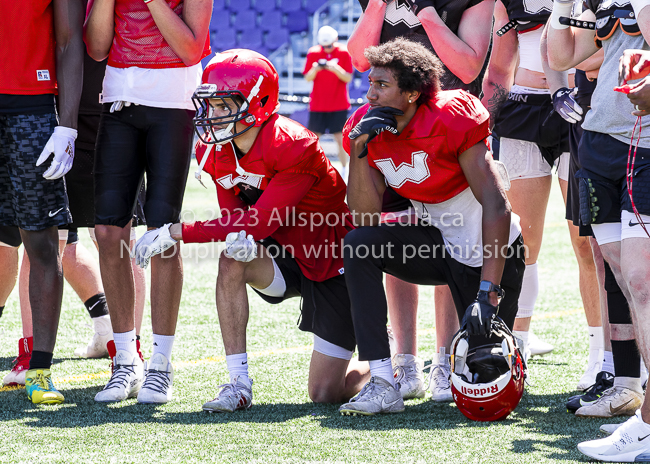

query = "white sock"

[
  {"left": 369, "top": 357, "right": 395, "bottom": 387},
  {"left": 602, "top": 351, "right": 614, "bottom": 375},
  {"left": 226, "top": 353, "right": 249, "bottom": 383},
  {"left": 113, "top": 329, "right": 137, "bottom": 357},
  {"left": 93, "top": 314, "right": 112, "bottom": 336},
  {"left": 615, "top": 376, "right": 643, "bottom": 393},
  {"left": 152, "top": 333, "right": 174, "bottom": 361},
  {"left": 588, "top": 326, "right": 604, "bottom": 351},
  {"left": 513, "top": 330, "right": 529, "bottom": 347}
]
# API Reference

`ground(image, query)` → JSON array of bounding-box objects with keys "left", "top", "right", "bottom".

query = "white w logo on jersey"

[
  {"left": 523, "top": 0, "right": 552, "bottom": 14},
  {"left": 217, "top": 173, "right": 263, "bottom": 190},
  {"left": 375, "top": 151, "right": 431, "bottom": 188}
]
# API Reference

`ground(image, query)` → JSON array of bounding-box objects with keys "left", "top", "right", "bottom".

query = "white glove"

[
  {"left": 109, "top": 101, "right": 134, "bottom": 113},
  {"left": 132, "top": 223, "right": 177, "bottom": 269},
  {"left": 552, "top": 87, "right": 584, "bottom": 124},
  {"left": 224, "top": 231, "right": 257, "bottom": 262},
  {"left": 36, "top": 126, "right": 77, "bottom": 180}
]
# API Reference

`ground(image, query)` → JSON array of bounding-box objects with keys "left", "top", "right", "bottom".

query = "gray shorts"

[{"left": 0, "top": 112, "right": 71, "bottom": 231}]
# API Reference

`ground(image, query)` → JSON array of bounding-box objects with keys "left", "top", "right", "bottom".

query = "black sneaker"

[{"left": 566, "top": 371, "right": 615, "bottom": 413}]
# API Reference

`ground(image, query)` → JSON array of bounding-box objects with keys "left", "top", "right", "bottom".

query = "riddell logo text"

[{"left": 461, "top": 385, "right": 499, "bottom": 397}]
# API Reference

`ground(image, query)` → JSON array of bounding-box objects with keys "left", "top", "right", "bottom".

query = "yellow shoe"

[{"left": 25, "top": 369, "right": 64, "bottom": 405}]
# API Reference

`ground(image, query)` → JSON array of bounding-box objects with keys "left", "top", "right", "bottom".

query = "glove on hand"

[
  {"left": 552, "top": 87, "right": 584, "bottom": 124},
  {"left": 224, "top": 230, "right": 258, "bottom": 262},
  {"left": 132, "top": 223, "right": 177, "bottom": 269},
  {"left": 349, "top": 106, "right": 403, "bottom": 158},
  {"left": 463, "top": 291, "right": 498, "bottom": 336},
  {"left": 36, "top": 126, "right": 77, "bottom": 180}
]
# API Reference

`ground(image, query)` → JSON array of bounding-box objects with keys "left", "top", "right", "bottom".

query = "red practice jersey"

[
  {"left": 183, "top": 114, "right": 353, "bottom": 282},
  {"left": 343, "top": 90, "right": 490, "bottom": 204},
  {"left": 0, "top": 0, "right": 57, "bottom": 95},
  {"left": 303, "top": 44, "right": 353, "bottom": 113}
]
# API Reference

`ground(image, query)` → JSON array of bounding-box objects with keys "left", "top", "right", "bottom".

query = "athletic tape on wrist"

[{"left": 550, "top": 1, "right": 574, "bottom": 29}]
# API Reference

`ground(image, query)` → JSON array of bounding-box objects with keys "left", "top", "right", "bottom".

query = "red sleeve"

[
  {"left": 182, "top": 172, "right": 317, "bottom": 243},
  {"left": 338, "top": 48, "right": 353, "bottom": 73},
  {"left": 216, "top": 183, "right": 247, "bottom": 214},
  {"left": 303, "top": 51, "right": 317, "bottom": 75},
  {"left": 443, "top": 93, "right": 491, "bottom": 157},
  {"left": 342, "top": 105, "right": 368, "bottom": 155}
]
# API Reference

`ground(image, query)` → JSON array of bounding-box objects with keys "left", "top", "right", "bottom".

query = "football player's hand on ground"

[
  {"left": 132, "top": 223, "right": 178, "bottom": 269},
  {"left": 463, "top": 293, "right": 498, "bottom": 336},
  {"left": 224, "top": 231, "right": 257, "bottom": 262},
  {"left": 552, "top": 88, "right": 583, "bottom": 124},
  {"left": 36, "top": 126, "right": 77, "bottom": 179}
]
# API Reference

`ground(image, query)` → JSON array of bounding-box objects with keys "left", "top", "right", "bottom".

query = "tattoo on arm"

[{"left": 487, "top": 83, "right": 509, "bottom": 128}]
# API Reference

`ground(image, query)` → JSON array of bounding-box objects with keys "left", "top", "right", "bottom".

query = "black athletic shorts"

[
  {"left": 0, "top": 112, "right": 71, "bottom": 230},
  {"left": 94, "top": 104, "right": 193, "bottom": 228},
  {"left": 307, "top": 110, "right": 348, "bottom": 134},
  {"left": 567, "top": 123, "right": 593, "bottom": 236},
  {"left": 578, "top": 130, "right": 650, "bottom": 223},
  {"left": 0, "top": 225, "right": 22, "bottom": 247},
  {"left": 343, "top": 221, "right": 525, "bottom": 361},
  {"left": 493, "top": 93, "right": 570, "bottom": 167},
  {"left": 251, "top": 237, "right": 356, "bottom": 352}
]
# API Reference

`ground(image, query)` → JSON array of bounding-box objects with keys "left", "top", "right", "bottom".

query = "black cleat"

[{"left": 566, "top": 371, "right": 615, "bottom": 413}]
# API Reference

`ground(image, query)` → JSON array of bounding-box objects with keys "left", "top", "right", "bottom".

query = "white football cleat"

[
  {"left": 392, "top": 354, "right": 425, "bottom": 400},
  {"left": 339, "top": 377, "right": 404, "bottom": 416},
  {"left": 137, "top": 353, "right": 174, "bottom": 404},
  {"left": 600, "top": 423, "right": 624, "bottom": 435},
  {"left": 203, "top": 376, "right": 253, "bottom": 413},
  {"left": 578, "top": 410, "right": 650, "bottom": 462},
  {"left": 95, "top": 350, "right": 144, "bottom": 402},
  {"left": 428, "top": 348, "right": 453, "bottom": 402},
  {"left": 528, "top": 332, "right": 553, "bottom": 357}
]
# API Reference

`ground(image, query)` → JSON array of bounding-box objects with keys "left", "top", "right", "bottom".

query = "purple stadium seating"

[
  {"left": 211, "top": 28, "right": 237, "bottom": 50},
  {"left": 238, "top": 29, "right": 263, "bottom": 49},
  {"left": 233, "top": 10, "right": 258, "bottom": 31},
  {"left": 285, "top": 9, "right": 308, "bottom": 32},
  {"left": 260, "top": 10, "right": 283, "bottom": 31},
  {"left": 304, "top": 0, "right": 326, "bottom": 14},
  {"left": 265, "top": 28, "right": 289, "bottom": 50},
  {"left": 228, "top": 0, "right": 251, "bottom": 9},
  {"left": 279, "top": 0, "right": 301, "bottom": 13},
  {"left": 254, "top": 0, "right": 277, "bottom": 12},
  {"left": 213, "top": 0, "right": 226, "bottom": 10}
]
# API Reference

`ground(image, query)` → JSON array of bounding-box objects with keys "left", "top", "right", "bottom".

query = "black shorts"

[
  {"left": 343, "top": 221, "right": 526, "bottom": 361},
  {"left": 251, "top": 238, "right": 356, "bottom": 352},
  {"left": 566, "top": 123, "right": 593, "bottom": 236},
  {"left": 493, "top": 93, "right": 570, "bottom": 167},
  {"left": 577, "top": 130, "right": 650, "bottom": 224},
  {"left": 94, "top": 104, "right": 193, "bottom": 228},
  {"left": 0, "top": 112, "right": 71, "bottom": 230},
  {"left": 307, "top": 110, "right": 348, "bottom": 134},
  {"left": 0, "top": 225, "right": 22, "bottom": 247}
]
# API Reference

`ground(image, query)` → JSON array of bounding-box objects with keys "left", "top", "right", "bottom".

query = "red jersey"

[
  {"left": 0, "top": 0, "right": 56, "bottom": 95},
  {"left": 108, "top": 0, "right": 210, "bottom": 69},
  {"left": 182, "top": 114, "right": 353, "bottom": 282},
  {"left": 343, "top": 90, "right": 490, "bottom": 204},
  {"left": 303, "top": 44, "right": 353, "bottom": 113}
]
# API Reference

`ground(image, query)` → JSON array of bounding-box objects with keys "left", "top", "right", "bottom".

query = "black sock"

[
  {"left": 0, "top": 305, "right": 4, "bottom": 318},
  {"left": 612, "top": 339, "right": 641, "bottom": 378},
  {"left": 84, "top": 293, "right": 109, "bottom": 319},
  {"left": 29, "top": 351, "right": 54, "bottom": 370}
]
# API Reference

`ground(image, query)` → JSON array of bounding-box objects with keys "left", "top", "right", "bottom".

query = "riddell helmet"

[
  {"left": 450, "top": 318, "right": 526, "bottom": 422},
  {"left": 192, "top": 49, "right": 280, "bottom": 145}
]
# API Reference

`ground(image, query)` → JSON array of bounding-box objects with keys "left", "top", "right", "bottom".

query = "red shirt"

[
  {"left": 182, "top": 114, "right": 353, "bottom": 282},
  {"left": 107, "top": 0, "right": 210, "bottom": 69},
  {"left": 0, "top": 0, "right": 57, "bottom": 95},
  {"left": 343, "top": 90, "right": 490, "bottom": 204},
  {"left": 303, "top": 44, "right": 353, "bottom": 113}
]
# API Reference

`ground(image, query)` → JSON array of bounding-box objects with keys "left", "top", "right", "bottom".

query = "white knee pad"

[
  {"left": 252, "top": 257, "right": 286, "bottom": 298},
  {"left": 516, "top": 263, "right": 539, "bottom": 319},
  {"left": 313, "top": 334, "right": 353, "bottom": 360}
]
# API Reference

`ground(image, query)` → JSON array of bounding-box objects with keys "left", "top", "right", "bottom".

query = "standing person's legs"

[
  {"left": 0, "top": 228, "right": 19, "bottom": 316},
  {"left": 499, "top": 138, "right": 553, "bottom": 360}
]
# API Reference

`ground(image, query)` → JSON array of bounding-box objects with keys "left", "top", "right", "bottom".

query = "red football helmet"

[
  {"left": 450, "top": 318, "right": 526, "bottom": 422},
  {"left": 193, "top": 49, "right": 280, "bottom": 145}
]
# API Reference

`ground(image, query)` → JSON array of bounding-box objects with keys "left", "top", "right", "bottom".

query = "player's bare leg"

[
  {"left": 509, "top": 176, "right": 552, "bottom": 358},
  {"left": 308, "top": 352, "right": 369, "bottom": 403},
  {"left": 0, "top": 245, "right": 18, "bottom": 313},
  {"left": 387, "top": 276, "right": 419, "bottom": 355}
]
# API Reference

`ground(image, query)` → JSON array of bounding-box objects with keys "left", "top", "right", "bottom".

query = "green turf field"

[{"left": 0, "top": 164, "right": 615, "bottom": 463}]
